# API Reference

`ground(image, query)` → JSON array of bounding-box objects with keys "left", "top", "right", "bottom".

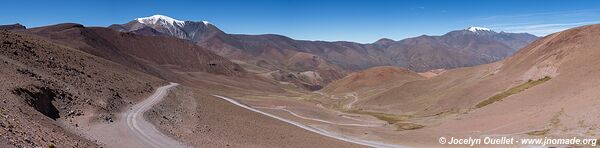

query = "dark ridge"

[{"left": 0, "top": 23, "right": 26, "bottom": 30}]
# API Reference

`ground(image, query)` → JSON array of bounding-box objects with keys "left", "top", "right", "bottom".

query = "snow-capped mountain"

[
  {"left": 109, "top": 14, "right": 223, "bottom": 42},
  {"left": 136, "top": 15, "right": 186, "bottom": 27},
  {"left": 467, "top": 26, "right": 491, "bottom": 32},
  {"left": 462, "top": 26, "right": 499, "bottom": 36}
]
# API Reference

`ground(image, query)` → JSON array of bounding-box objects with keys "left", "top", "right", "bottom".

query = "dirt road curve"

[
  {"left": 213, "top": 95, "right": 406, "bottom": 148},
  {"left": 254, "top": 106, "right": 384, "bottom": 127},
  {"left": 125, "top": 82, "right": 188, "bottom": 148}
]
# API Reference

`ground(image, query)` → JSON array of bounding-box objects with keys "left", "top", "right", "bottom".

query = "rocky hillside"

[
  {"left": 20, "top": 23, "right": 244, "bottom": 79},
  {"left": 0, "top": 30, "right": 164, "bottom": 147}
]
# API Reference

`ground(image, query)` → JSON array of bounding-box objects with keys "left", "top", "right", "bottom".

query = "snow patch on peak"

[
  {"left": 467, "top": 27, "right": 491, "bottom": 32},
  {"left": 136, "top": 14, "right": 185, "bottom": 26},
  {"left": 202, "top": 21, "right": 210, "bottom": 25}
]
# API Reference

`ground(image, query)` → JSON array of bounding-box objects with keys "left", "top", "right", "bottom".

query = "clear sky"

[{"left": 2, "top": 0, "right": 600, "bottom": 43}]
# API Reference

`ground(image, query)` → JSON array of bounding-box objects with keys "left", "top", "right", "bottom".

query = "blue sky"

[{"left": 2, "top": 0, "right": 600, "bottom": 43}]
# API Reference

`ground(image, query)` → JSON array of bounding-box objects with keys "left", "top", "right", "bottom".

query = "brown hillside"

[
  {"left": 346, "top": 24, "right": 600, "bottom": 140},
  {"left": 19, "top": 23, "right": 244, "bottom": 78},
  {"left": 361, "top": 25, "right": 593, "bottom": 114},
  {"left": 0, "top": 30, "right": 164, "bottom": 147},
  {"left": 322, "top": 66, "right": 424, "bottom": 94},
  {"left": 20, "top": 23, "right": 289, "bottom": 96}
]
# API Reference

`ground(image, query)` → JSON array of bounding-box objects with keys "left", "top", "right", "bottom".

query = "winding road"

[
  {"left": 254, "top": 106, "right": 385, "bottom": 127},
  {"left": 110, "top": 82, "right": 402, "bottom": 148},
  {"left": 124, "top": 82, "right": 188, "bottom": 148},
  {"left": 213, "top": 95, "right": 406, "bottom": 148}
]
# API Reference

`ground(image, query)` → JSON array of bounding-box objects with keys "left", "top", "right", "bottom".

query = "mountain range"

[{"left": 109, "top": 15, "right": 538, "bottom": 90}]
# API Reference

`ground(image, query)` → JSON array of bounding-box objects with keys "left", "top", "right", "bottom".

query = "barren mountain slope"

[
  {"left": 0, "top": 31, "right": 165, "bottom": 147},
  {"left": 357, "top": 24, "right": 583, "bottom": 115},
  {"left": 20, "top": 23, "right": 244, "bottom": 79},
  {"left": 334, "top": 25, "right": 600, "bottom": 142},
  {"left": 298, "top": 24, "right": 600, "bottom": 146},
  {"left": 20, "top": 24, "right": 290, "bottom": 95},
  {"left": 321, "top": 66, "right": 425, "bottom": 94}
]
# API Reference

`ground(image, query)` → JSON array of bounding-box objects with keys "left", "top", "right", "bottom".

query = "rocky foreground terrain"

[{"left": 0, "top": 30, "right": 165, "bottom": 147}]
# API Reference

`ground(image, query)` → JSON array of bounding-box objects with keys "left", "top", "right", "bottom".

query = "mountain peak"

[
  {"left": 136, "top": 14, "right": 185, "bottom": 26},
  {"left": 373, "top": 38, "right": 395, "bottom": 45},
  {"left": 467, "top": 26, "right": 491, "bottom": 32}
]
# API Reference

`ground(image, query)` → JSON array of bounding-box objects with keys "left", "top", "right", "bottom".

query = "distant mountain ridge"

[
  {"left": 0, "top": 23, "right": 26, "bottom": 30},
  {"left": 108, "top": 15, "right": 538, "bottom": 89}
]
